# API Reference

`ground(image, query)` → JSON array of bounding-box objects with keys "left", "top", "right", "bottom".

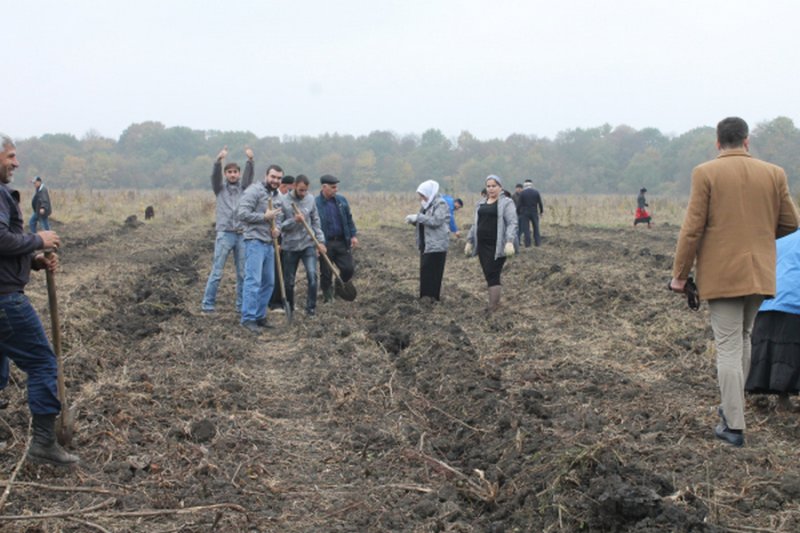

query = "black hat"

[
  {"left": 320, "top": 174, "right": 340, "bottom": 185},
  {"left": 33, "top": 176, "right": 42, "bottom": 182},
  {"left": 640, "top": 187, "right": 647, "bottom": 193}
]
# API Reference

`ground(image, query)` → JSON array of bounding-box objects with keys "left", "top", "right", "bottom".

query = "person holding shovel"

[
  {"left": 465, "top": 175, "right": 518, "bottom": 313},
  {"left": 0, "top": 133, "right": 78, "bottom": 466},
  {"left": 237, "top": 164, "right": 284, "bottom": 334},
  {"left": 315, "top": 175, "right": 358, "bottom": 303},
  {"left": 275, "top": 175, "right": 326, "bottom": 317},
  {"left": 405, "top": 179, "right": 450, "bottom": 301}
]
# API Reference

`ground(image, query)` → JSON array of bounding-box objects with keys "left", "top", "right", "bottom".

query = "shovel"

[
  {"left": 44, "top": 251, "right": 76, "bottom": 447},
  {"left": 269, "top": 198, "right": 293, "bottom": 323},
  {"left": 291, "top": 203, "right": 357, "bottom": 301}
]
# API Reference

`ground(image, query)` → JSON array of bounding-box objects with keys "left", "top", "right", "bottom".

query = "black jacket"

[
  {"left": 32, "top": 183, "right": 52, "bottom": 217},
  {"left": 0, "top": 184, "right": 44, "bottom": 294}
]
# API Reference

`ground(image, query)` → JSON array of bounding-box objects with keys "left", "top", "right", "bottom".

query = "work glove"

[
  {"left": 405, "top": 214, "right": 419, "bottom": 224},
  {"left": 504, "top": 242, "right": 515, "bottom": 258},
  {"left": 464, "top": 242, "right": 473, "bottom": 257}
]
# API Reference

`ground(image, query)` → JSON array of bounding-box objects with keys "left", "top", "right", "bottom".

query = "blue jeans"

[
  {"left": 241, "top": 239, "right": 275, "bottom": 324},
  {"left": 29, "top": 212, "right": 50, "bottom": 232},
  {"left": 0, "top": 293, "right": 60, "bottom": 415},
  {"left": 283, "top": 247, "right": 318, "bottom": 313},
  {"left": 202, "top": 231, "right": 245, "bottom": 311}
]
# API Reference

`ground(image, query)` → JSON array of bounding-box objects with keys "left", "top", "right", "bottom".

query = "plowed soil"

[{"left": 2, "top": 216, "right": 799, "bottom": 532}]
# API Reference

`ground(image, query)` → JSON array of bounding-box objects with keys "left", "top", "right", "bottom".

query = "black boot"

[{"left": 27, "top": 414, "right": 79, "bottom": 466}]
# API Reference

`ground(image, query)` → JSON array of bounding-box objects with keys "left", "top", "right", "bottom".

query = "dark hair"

[
  {"left": 224, "top": 162, "right": 240, "bottom": 172},
  {"left": 295, "top": 174, "right": 310, "bottom": 186},
  {"left": 717, "top": 117, "right": 749, "bottom": 148},
  {"left": 515, "top": 183, "right": 523, "bottom": 189},
  {"left": 454, "top": 198, "right": 463, "bottom": 207},
  {"left": 281, "top": 175, "right": 295, "bottom": 184},
  {"left": 480, "top": 188, "right": 487, "bottom": 196},
  {"left": 266, "top": 164, "right": 283, "bottom": 174}
]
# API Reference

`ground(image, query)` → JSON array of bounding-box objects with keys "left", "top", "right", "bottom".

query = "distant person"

[
  {"left": 144, "top": 205, "right": 155, "bottom": 220},
  {"left": 441, "top": 194, "right": 463, "bottom": 237},
  {"left": 29, "top": 176, "right": 51, "bottom": 232},
  {"left": 0, "top": 133, "right": 78, "bottom": 466},
  {"left": 201, "top": 147, "right": 254, "bottom": 314},
  {"left": 517, "top": 179, "right": 544, "bottom": 247},
  {"left": 746, "top": 230, "right": 800, "bottom": 411},
  {"left": 406, "top": 180, "right": 450, "bottom": 301},
  {"left": 237, "top": 164, "right": 283, "bottom": 333},
  {"left": 275, "top": 174, "right": 326, "bottom": 317},
  {"left": 465, "top": 175, "right": 517, "bottom": 313},
  {"left": 634, "top": 187, "right": 652, "bottom": 227},
  {"left": 315, "top": 174, "right": 358, "bottom": 303},
  {"left": 670, "top": 117, "right": 800, "bottom": 447}
]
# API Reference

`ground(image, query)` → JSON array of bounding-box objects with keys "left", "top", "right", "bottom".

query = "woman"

[
  {"left": 405, "top": 180, "right": 450, "bottom": 300},
  {"left": 465, "top": 175, "right": 518, "bottom": 313},
  {"left": 634, "top": 187, "right": 651, "bottom": 227},
  {"left": 746, "top": 229, "right": 800, "bottom": 410}
]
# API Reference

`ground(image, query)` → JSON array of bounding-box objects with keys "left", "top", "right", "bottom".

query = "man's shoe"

[
  {"left": 27, "top": 414, "right": 79, "bottom": 466},
  {"left": 306, "top": 308, "right": 316, "bottom": 317},
  {"left": 322, "top": 288, "right": 334, "bottom": 303},
  {"left": 0, "top": 396, "right": 8, "bottom": 410},
  {"left": 255, "top": 318, "right": 274, "bottom": 329},
  {"left": 714, "top": 423, "right": 744, "bottom": 447},
  {"left": 241, "top": 321, "right": 262, "bottom": 334},
  {"left": 201, "top": 308, "right": 215, "bottom": 314}
]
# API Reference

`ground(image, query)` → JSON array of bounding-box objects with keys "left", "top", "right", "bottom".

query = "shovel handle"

[
  {"left": 268, "top": 198, "right": 289, "bottom": 303},
  {"left": 291, "top": 203, "right": 343, "bottom": 282},
  {"left": 44, "top": 251, "right": 67, "bottom": 407}
]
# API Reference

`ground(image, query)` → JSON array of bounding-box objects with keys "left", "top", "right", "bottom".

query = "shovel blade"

[
  {"left": 335, "top": 279, "right": 357, "bottom": 301},
  {"left": 56, "top": 406, "right": 77, "bottom": 447},
  {"left": 284, "top": 301, "right": 294, "bottom": 323}
]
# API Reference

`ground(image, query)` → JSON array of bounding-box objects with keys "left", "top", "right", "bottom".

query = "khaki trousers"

[{"left": 708, "top": 295, "right": 764, "bottom": 430}]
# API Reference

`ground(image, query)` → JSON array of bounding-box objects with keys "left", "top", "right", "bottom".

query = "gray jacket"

[
  {"left": 414, "top": 195, "right": 450, "bottom": 254},
  {"left": 237, "top": 181, "right": 278, "bottom": 243},
  {"left": 466, "top": 195, "right": 518, "bottom": 259},
  {"left": 275, "top": 192, "right": 325, "bottom": 252},
  {"left": 212, "top": 160, "right": 254, "bottom": 232}
]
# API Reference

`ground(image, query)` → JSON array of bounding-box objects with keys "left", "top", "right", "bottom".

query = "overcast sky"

[{"left": 7, "top": 0, "right": 800, "bottom": 142}]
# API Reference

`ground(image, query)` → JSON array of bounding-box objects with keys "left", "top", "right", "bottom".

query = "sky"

[{"left": 6, "top": 0, "right": 800, "bottom": 142}]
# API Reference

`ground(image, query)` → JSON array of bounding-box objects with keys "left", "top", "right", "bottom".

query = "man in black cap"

[
  {"left": 30, "top": 176, "right": 52, "bottom": 232},
  {"left": 314, "top": 174, "right": 358, "bottom": 302},
  {"left": 518, "top": 179, "right": 544, "bottom": 247}
]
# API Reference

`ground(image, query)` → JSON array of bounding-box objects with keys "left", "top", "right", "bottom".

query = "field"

[{"left": 1, "top": 190, "right": 799, "bottom": 532}]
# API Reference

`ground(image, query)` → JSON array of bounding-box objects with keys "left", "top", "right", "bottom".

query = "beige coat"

[{"left": 672, "top": 148, "right": 799, "bottom": 300}]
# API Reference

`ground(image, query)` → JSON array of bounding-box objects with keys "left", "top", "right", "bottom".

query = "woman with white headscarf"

[
  {"left": 465, "top": 175, "right": 518, "bottom": 313},
  {"left": 405, "top": 179, "right": 451, "bottom": 300}
]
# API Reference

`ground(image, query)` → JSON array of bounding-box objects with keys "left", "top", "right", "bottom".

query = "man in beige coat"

[{"left": 670, "top": 117, "right": 799, "bottom": 447}]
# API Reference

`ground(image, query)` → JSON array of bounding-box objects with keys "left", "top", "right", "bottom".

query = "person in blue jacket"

[
  {"left": 315, "top": 175, "right": 358, "bottom": 302},
  {"left": 441, "top": 194, "right": 463, "bottom": 237},
  {"left": 746, "top": 229, "right": 800, "bottom": 411}
]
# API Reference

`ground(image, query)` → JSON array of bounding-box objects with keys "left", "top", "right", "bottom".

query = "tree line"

[{"left": 14, "top": 117, "right": 800, "bottom": 195}]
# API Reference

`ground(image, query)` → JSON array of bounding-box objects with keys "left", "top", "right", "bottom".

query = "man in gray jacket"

[
  {"left": 201, "top": 147, "right": 254, "bottom": 313},
  {"left": 237, "top": 164, "right": 283, "bottom": 333},
  {"left": 275, "top": 175, "right": 327, "bottom": 316},
  {"left": 29, "top": 176, "right": 52, "bottom": 232}
]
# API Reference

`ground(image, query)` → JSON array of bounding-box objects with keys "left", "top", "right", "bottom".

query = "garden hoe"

[
  {"left": 45, "top": 251, "right": 77, "bottom": 446},
  {"left": 291, "top": 203, "right": 357, "bottom": 301},
  {"left": 269, "top": 198, "right": 293, "bottom": 323}
]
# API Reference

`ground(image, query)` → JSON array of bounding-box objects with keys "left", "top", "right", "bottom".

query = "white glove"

[
  {"left": 464, "top": 242, "right": 473, "bottom": 257},
  {"left": 405, "top": 214, "right": 418, "bottom": 224},
  {"left": 504, "top": 242, "right": 515, "bottom": 257}
]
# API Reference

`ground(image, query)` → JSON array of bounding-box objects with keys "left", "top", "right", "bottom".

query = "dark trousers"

[
  {"left": 0, "top": 293, "right": 60, "bottom": 415},
  {"left": 268, "top": 249, "right": 284, "bottom": 308},
  {"left": 478, "top": 241, "right": 506, "bottom": 287},
  {"left": 519, "top": 208, "right": 541, "bottom": 247},
  {"left": 320, "top": 239, "right": 355, "bottom": 291},
  {"left": 420, "top": 252, "right": 447, "bottom": 300},
  {"left": 283, "top": 247, "right": 319, "bottom": 313}
]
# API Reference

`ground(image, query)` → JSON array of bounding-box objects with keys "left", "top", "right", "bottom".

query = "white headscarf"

[{"left": 416, "top": 180, "right": 439, "bottom": 210}]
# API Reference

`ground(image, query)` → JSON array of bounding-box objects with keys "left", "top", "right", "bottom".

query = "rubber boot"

[
  {"left": 488, "top": 285, "right": 502, "bottom": 313},
  {"left": 27, "top": 414, "right": 79, "bottom": 466},
  {"left": 322, "top": 287, "right": 334, "bottom": 303}
]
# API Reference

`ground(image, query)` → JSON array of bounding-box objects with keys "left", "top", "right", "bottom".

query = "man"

[
  {"left": 670, "top": 117, "right": 799, "bottom": 447},
  {"left": 517, "top": 179, "right": 544, "bottom": 247},
  {"left": 237, "top": 164, "right": 283, "bottom": 333},
  {"left": 278, "top": 175, "right": 295, "bottom": 195},
  {"left": 275, "top": 175, "right": 326, "bottom": 316},
  {"left": 315, "top": 174, "right": 358, "bottom": 302},
  {"left": 30, "top": 176, "right": 52, "bottom": 232},
  {"left": 0, "top": 133, "right": 78, "bottom": 466},
  {"left": 441, "top": 194, "right": 463, "bottom": 237},
  {"left": 201, "top": 146, "right": 254, "bottom": 313}
]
